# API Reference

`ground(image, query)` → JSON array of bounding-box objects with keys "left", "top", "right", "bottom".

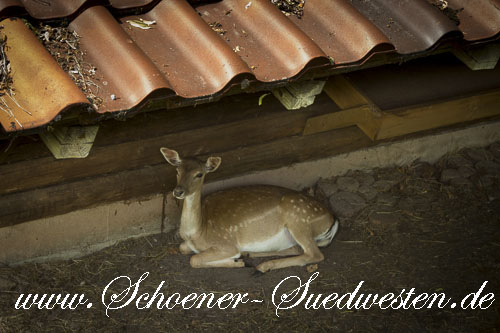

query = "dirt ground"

[{"left": 1, "top": 142, "right": 499, "bottom": 332}]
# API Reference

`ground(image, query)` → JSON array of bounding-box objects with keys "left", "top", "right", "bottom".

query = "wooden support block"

[
  {"left": 322, "top": 75, "right": 373, "bottom": 109},
  {"left": 303, "top": 105, "right": 382, "bottom": 140},
  {"left": 40, "top": 125, "right": 99, "bottom": 159},
  {"left": 453, "top": 43, "right": 500, "bottom": 70},
  {"left": 304, "top": 89, "right": 500, "bottom": 140},
  {"left": 307, "top": 75, "right": 382, "bottom": 140},
  {"left": 273, "top": 80, "right": 326, "bottom": 110}
]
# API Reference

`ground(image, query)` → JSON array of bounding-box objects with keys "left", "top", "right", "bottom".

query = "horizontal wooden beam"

[
  {"left": 322, "top": 75, "right": 373, "bottom": 109},
  {"left": 304, "top": 88, "right": 500, "bottom": 140},
  {"left": 0, "top": 94, "right": 333, "bottom": 196},
  {"left": 303, "top": 105, "right": 382, "bottom": 140},
  {"left": 376, "top": 89, "right": 500, "bottom": 139},
  {"left": 0, "top": 127, "right": 373, "bottom": 227}
]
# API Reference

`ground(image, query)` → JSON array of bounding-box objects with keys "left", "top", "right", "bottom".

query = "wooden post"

[{"left": 40, "top": 125, "right": 99, "bottom": 159}]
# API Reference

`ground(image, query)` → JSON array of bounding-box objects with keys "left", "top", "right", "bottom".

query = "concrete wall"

[{"left": 1, "top": 120, "right": 499, "bottom": 264}]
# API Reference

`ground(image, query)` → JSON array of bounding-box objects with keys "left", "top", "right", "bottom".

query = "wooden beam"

[
  {"left": 307, "top": 75, "right": 381, "bottom": 140},
  {"left": 0, "top": 94, "right": 334, "bottom": 196},
  {"left": 305, "top": 80, "right": 500, "bottom": 140},
  {"left": 0, "top": 127, "right": 373, "bottom": 227},
  {"left": 322, "top": 75, "right": 373, "bottom": 109},
  {"left": 375, "top": 89, "right": 500, "bottom": 139},
  {"left": 453, "top": 43, "right": 500, "bottom": 71},
  {"left": 303, "top": 105, "right": 382, "bottom": 140}
]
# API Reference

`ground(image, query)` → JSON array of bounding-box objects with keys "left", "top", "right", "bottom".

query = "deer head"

[{"left": 160, "top": 147, "right": 221, "bottom": 199}]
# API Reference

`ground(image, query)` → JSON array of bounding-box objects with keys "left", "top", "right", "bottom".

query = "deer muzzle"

[{"left": 173, "top": 187, "right": 186, "bottom": 199}]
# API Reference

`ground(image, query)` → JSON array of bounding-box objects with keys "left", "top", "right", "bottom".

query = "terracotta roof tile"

[
  {"left": 286, "top": 0, "right": 394, "bottom": 64},
  {"left": 0, "top": 0, "right": 88, "bottom": 20},
  {"left": 109, "top": 0, "right": 156, "bottom": 10},
  {"left": 70, "top": 5, "right": 174, "bottom": 113},
  {"left": 122, "top": 0, "right": 252, "bottom": 97},
  {"left": 0, "top": 18, "right": 88, "bottom": 131},
  {"left": 198, "top": 0, "right": 329, "bottom": 81},
  {"left": 451, "top": 0, "right": 500, "bottom": 41},
  {"left": 348, "top": 0, "right": 461, "bottom": 54},
  {"left": 0, "top": 0, "right": 499, "bottom": 132}
]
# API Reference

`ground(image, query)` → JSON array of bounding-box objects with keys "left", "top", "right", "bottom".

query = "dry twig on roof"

[
  {"left": 30, "top": 22, "right": 103, "bottom": 110},
  {"left": 0, "top": 26, "right": 28, "bottom": 130},
  {"left": 0, "top": 27, "right": 12, "bottom": 94}
]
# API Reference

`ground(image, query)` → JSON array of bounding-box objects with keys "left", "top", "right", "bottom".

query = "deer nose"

[{"left": 173, "top": 187, "right": 185, "bottom": 199}]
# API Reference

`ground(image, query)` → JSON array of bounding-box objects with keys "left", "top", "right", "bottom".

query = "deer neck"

[{"left": 179, "top": 191, "right": 202, "bottom": 240}]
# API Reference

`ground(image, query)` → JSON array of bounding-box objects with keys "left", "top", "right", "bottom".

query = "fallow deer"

[{"left": 160, "top": 147, "right": 339, "bottom": 272}]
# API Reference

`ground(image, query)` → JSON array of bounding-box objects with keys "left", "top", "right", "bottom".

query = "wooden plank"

[
  {"left": 304, "top": 88, "right": 500, "bottom": 141},
  {"left": 319, "top": 75, "right": 382, "bottom": 140},
  {"left": 0, "top": 127, "right": 373, "bottom": 227},
  {"left": 0, "top": 91, "right": 309, "bottom": 166},
  {"left": 323, "top": 75, "right": 372, "bottom": 109},
  {"left": 0, "top": 94, "right": 334, "bottom": 196},
  {"left": 376, "top": 89, "right": 500, "bottom": 139},
  {"left": 303, "top": 105, "right": 382, "bottom": 140},
  {"left": 0, "top": 166, "right": 173, "bottom": 227}
]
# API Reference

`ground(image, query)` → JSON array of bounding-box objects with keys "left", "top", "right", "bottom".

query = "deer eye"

[{"left": 194, "top": 172, "right": 203, "bottom": 179}]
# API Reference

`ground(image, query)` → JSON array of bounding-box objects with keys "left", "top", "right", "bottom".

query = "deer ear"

[
  {"left": 160, "top": 147, "right": 182, "bottom": 166},
  {"left": 205, "top": 156, "right": 221, "bottom": 173}
]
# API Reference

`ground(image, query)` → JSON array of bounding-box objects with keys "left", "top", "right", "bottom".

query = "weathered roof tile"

[
  {"left": 0, "top": 18, "right": 88, "bottom": 131},
  {"left": 0, "top": 0, "right": 499, "bottom": 132}
]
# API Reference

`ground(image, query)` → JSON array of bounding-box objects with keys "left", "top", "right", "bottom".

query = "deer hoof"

[
  {"left": 256, "top": 262, "right": 273, "bottom": 273},
  {"left": 252, "top": 270, "right": 265, "bottom": 277},
  {"left": 234, "top": 259, "right": 245, "bottom": 268}
]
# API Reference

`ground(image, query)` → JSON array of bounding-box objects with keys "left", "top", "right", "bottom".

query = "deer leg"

[
  {"left": 243, "top": 246, "right": 302, "bottom": 258},
  {"left": 190, "top": 247, "right": 244, "bottom": 268},
  {"left": 256, "top": 229, "right": 324, "bottom": 273},
  {"left": 179, "top": 241, "right": 194, "bottom": 254}
]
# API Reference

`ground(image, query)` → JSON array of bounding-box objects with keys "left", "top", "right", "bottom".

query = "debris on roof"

[
  {"left": 208, "top": 22, "right": 226, "bottom": 36},
  {"left": 271, "top": 0, "right": 305, "bottom": 18},
  {"left": 28, "top": 22, "right": 103, "bottom": 110},
  {"left": 0, "top": 26, "right": 12, "bottom": 95},
  {"left": 427, "top": 0, "right": 464, "bottom": 25},
  {"left": 0, "top": 0, "right": 499, "bottom": 133},
  {"left": 0, "top": 25, "right": 31, "bottom": 130},
  {"left": 126, "top": 18, "right": 156, "bottom": 30}
]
